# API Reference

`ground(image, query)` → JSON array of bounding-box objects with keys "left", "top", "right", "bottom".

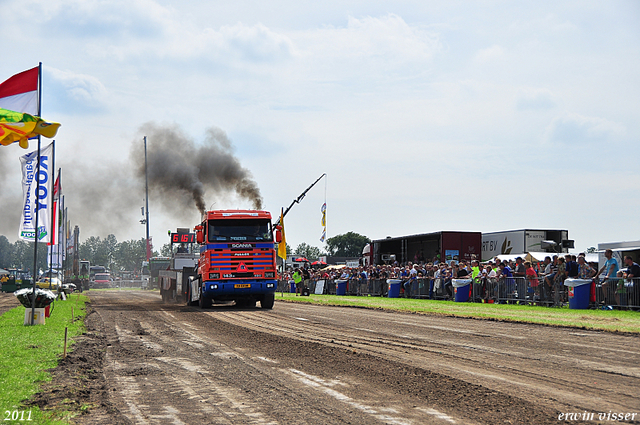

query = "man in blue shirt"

[
  {"left": 597, "top": 249, "right": 619, "bottom": 304},
  {"left": 498, "top": 263, "right": 515, "bottom": 302}
]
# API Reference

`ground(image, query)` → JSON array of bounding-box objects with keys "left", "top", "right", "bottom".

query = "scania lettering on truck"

[{"left": 190, "top": 210, "right": 282, "bottom": 309}]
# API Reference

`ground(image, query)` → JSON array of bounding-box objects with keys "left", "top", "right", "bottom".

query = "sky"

[{"left": 0, "top": 0, "right": 639, "bottom": 254}]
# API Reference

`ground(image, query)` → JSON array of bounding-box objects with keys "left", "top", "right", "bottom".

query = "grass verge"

[
  {"left": 275, "top": 293, "right": 640, "bottom": 333},
  {"left": 0, "top": 293, "right": 88, "bottom": 424}
]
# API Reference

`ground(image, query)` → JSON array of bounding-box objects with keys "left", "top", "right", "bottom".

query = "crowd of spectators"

[{"left": 281, "top": 252, "right": 640, "bottom": 308}]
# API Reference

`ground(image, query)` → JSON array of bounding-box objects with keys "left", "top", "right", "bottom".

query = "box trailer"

[
  {"left": 370, "top": 231, "right": 482, "bottom": 265},
  {"left": 481, "top": 229, "right": 570, "bottom": 261}
]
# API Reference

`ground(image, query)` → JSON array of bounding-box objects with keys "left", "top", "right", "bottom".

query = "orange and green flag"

[{"left": 0, "top": 108, "right": 60, "bottom": 149}]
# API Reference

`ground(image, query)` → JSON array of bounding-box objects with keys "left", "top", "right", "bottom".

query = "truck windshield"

[{"left": 208, "top": 219, "right": 273, "bottom": 242}]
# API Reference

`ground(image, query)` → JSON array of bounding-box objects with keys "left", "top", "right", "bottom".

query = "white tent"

[{"left": 0, "top": 268, "right": 9, "bottom": 275}]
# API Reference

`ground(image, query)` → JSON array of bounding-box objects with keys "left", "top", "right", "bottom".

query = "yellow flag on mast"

[{"left": 277, "top": 208, "right": 287, "bottom": 260}]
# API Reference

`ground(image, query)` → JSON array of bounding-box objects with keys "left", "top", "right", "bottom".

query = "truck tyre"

[
  {"left": 199, "top": 288, "right": 212, "bottom": 309},
  {"left": 260, "top": 293, "right": 275, "bottom": 309}
]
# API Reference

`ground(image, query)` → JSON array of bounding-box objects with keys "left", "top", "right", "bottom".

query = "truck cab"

[{"left": 192, "top": 210, "right": 281, "bottom": 309}]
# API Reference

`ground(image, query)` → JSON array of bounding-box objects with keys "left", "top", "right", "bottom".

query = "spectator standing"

[
  {"left": 623, "top": 256, "right": 640, "bottom": 278},
  {"left": 524, "top": 261, "right": 539, "bottom": 302},
  {"left": 566, "top": 255, "right": 579, "bottom": 278},
  {"left": 622, "top": 256, "right": 640, "bottom": 306},
  {"left": 513, "top": 257, "right": 526, "bottom": 278},
  {"left": 498, "top": 263, "right": 515, "bottom": 302},
  {"left": 541, "top": 256, "right": 555, "bottom": 302},
  {"left": 554, "top": 257, "right": 567, "bottom": 305},
  {"left": 359, "top": 267, "right": 369, "bottom": 296},
  {"left": 293, "top": 269, "right": 303, "bottom": 296},
  {"left": 597, "top": 249, "right": 619, "bottom": 305},
  {"left": 577, "top": 256, "right": 596, "bottom": 279},
  {"left": 302, "top": 266, "right": 311, "bottom": 294},
  {"left": 485, "top": 264, "right": 498, "bottom": 301}
]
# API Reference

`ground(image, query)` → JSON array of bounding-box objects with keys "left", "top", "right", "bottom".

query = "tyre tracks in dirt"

[
  {"left": 86, "top": 291, "right": 471, "bottom": 424},
  {"left": 75, "top": 291, "right": 639, "bottom": 424},
  {"left": 211, "top": 302, "right": 640, "bottom": 415}
]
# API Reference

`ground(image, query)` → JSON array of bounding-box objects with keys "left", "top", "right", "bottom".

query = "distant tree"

[
  {"left": 113, "top": 238, "right": 147, "bottom": 272},
  {"left": 79, "top": 234, "right": 119, "bottom": 269},
  {"left": 294, "top": 243, "right": 323, "bottom": 261},
  {"left": 0, "top": 235, "right": 12, "bottom": 269},
  {"left": 325, "top": 232, "right": 370, "bottom": 257},
  {"left": 586, "top": 247, "right": 597, "bottom": 253},
  {"left": 9, "top": 240, "right": 47, "bottom": 276},
  {"left": 160, "top": 243, "right": 174, "bottom": 257}
]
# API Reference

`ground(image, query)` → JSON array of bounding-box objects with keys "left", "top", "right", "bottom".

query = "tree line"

[
  {"left": 0, "top": 234, "right": 156, "bottom": 275},
  {"left": 293, "top": 232, "right": 370, "bottom": 260},
  {"left": 0, "top": 231, "right": 370, "bottom": 275}
]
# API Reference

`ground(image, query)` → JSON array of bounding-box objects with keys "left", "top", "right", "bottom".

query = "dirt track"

[
  {"left": 0, "top": 291, "right": 19, "bottom": 315},
  {"left": 28, "top": 291, "right": 640, "bottom": 423}
]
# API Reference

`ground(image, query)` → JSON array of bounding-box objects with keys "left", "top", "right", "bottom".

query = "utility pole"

[{"left": 144, "top": 136, "right": 150, "bottom": 261}]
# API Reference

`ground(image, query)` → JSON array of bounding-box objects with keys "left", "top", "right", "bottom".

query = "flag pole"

[
  {"left": 47, "top": 144, "right": 56, "bottom": 289},
  {"left": 29, "top": 62, "right": 43, "bottom": 326}
]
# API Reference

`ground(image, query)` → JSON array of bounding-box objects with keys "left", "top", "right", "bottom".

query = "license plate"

[{"left": 234, "top": 284, "right": 251, "bottom": 289}]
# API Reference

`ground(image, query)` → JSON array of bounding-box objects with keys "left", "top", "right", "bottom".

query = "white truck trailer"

[{"left": 482, "top": 229, "right": 571, "bottom": 261}]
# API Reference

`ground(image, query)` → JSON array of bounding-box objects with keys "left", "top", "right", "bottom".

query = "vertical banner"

[
  {"left": 48, "top": 171, "right": 60, "bottom": 246},
  {"left": 19, "top": 142, "right": 53, "bottom": 242},
  {"left": 47, "top": 245, "right": 63, "bottom": 268}
]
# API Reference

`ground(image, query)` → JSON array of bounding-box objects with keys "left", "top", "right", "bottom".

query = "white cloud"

[
  {"left": 44, "top": 67, "right": 109, "bottom": 114},
  {"left": 543, "top": 113, "right": 626, "bottom": 145},
  {"left": 516, "top": 87, "right": 557, "bottom": 110},
  {"left": 294, "top": 14, "right": 441, "bottom": 83},
  {"left": 474, "top": 45, "right": 505, "bottom": 64},
  {"left": 179, "top": 23, "right": 294, "bottom": 64}
]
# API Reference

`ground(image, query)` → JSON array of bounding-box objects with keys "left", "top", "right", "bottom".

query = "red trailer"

[{"left": 369, "top": 231, "right": 482, "bottom": 265}]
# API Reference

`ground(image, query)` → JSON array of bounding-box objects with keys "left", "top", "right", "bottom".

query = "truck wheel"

[
  {"left": 260, "top": 293, "right": 275, "bottom": 309},
  {"left": 199, "top": 289, "right": 212, "bottom": 309}
]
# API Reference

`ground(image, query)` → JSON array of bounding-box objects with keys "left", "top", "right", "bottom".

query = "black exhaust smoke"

[{"left": 132, "top": 123, "right": 263, "bottom": 217}]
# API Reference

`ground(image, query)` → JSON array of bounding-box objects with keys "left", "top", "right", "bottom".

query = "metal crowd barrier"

[
  {"left": 595, "top": 277, "right": 639, "bottom": 308},
  {"left": 275, "top": 276, "right": 640, "bottom": 309}
]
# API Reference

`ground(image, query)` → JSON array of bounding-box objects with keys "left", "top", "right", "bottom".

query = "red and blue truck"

[{"left": 188, "top": 210, "right": 282, "bottom": 309}]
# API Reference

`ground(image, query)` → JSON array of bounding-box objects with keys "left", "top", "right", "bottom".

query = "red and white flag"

[
  {"left": 49, "top": 172, "right": 61, "bottom": 246},
  {"left": 0, "top": 66, "right": 39, "bottom": 115}
]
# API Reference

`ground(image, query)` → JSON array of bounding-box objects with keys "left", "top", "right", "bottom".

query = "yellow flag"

[
  {"left": 277, "top": 208, "right": 287, "bottom": 260},
  {"left": 0, "top": 108, "right": 61, "bottom": 149}
]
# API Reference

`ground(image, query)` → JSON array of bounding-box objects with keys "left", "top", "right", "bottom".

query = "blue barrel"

[
  {"left": 336, "top": 280, "right": 347, "bottom": 296},
  {"left": 290, "top": 282, "right": 296, "bottom": 293},
  {"left": 387, "top": 279, "right": 401, "bottom": 298},
  {"left": 565, "top": 279, "right": 591, "bottom": 309},
  {"left": 453, "top": 279, "right": 472, "bottom": 302}
]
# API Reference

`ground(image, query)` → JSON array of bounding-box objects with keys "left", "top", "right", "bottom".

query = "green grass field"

[
  {"left": 275, "top": 293, "right": 640, "bottom": 333},
  {"left": 0, "top": 293, "right": 88, "bottom": 424}
]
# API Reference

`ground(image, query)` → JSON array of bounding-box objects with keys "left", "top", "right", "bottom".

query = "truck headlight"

[
  {"left": 210, "top": 284, "right": 218, "bottom": 290},
  {"left": 266, "top": 283, "right": 274, "bottom": 288}
]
